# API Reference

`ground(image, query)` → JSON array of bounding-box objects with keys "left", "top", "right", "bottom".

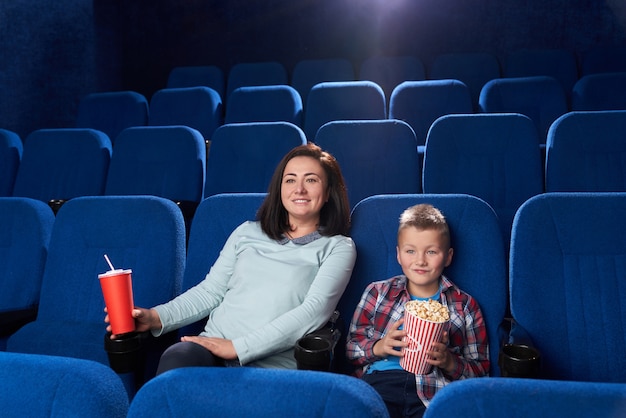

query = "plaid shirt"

[{"left": 346, "top": 275, "right": 489, "bottom": 406}]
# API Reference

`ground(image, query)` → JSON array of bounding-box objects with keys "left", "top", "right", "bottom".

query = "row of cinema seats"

[
  {"left": 1, "top": 191, "right": 626, "bottom": 415},
  {"left": 3, "top": 108, "right": 626, "bottom": 247}
]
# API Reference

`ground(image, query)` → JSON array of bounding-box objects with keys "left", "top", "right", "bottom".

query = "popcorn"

[{"left": 404, "top": 299, "right": 449, "bottom": 323}]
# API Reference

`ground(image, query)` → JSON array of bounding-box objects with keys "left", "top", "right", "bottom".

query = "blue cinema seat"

[
  {"left": 166, "top": 65, "right": 225, "bottom": 98},
  {"left": 6, "top": 196, "right": 185, "bottom": 371},
  {"left": 571, "top": 72, "right": 626, "bottom": 111},
  {"left": 179, "top": 193, "right": 266, "bottom": 336},
  {"left": 127, "top": 367, "right": 389, "bottom": 418},
  {"left": 291, "top": 58, "right": 355, "bottom": 106},
  {"left": 204, "top": 122, "right": 306, "bottom": 198},
  {"left": 76, "top": 91, "right": 149, "bottom": 143},
  {"left": 148, "top": 86, "right": 223, "bottom": 141},
  {"left": 429, "top": 52, "right": 501, "bottom": 112},
  {"left": 314, "top": 119, "right": 421, "bottom": 208},
  {"left": 0, "top": 352, "right": 129, "bottom": 417},
  {"left": 12, "top": 128, "right": 112, "bottom": 213},
  {"left": 422, "top": 113, "right": 544, "bottom": 244},
  {"left": 579, "top": 45, "right": 626, "bottom": 76},
  {"left": 0, "top": 129, "right": 22, "bottom": 197},
  {"left": 0, "top": 198, "right": 54, "bottom": 350},
  {"left": 389, "top": 79, "right": 473, "bottom": 150},
  {"left": 545, "top": 110, "right": 626, "bottom": 192},
  {"left": 359, "top": 55, "right": 426, "bottom": 105},
  {"left": 303, "top": 80, "right": 386, "bottom": 141},
  {"left": 509, "top": 193, "right": 626, "bottom": 382},
  {"left": 340, "top": 194, "right": 507, "bottom": 376},
  {"left": 424, "top": 377, "right": 626, "bottom": 418},
  {"left": 225, "top": 85, "right": 303, "bottom": 126},
  {"left": 225, "top": 61, "right": 289, "bottom": 101}
]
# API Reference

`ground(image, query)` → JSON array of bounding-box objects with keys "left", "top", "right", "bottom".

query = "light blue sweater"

[{"left": 154, "top": 221, "right": 356, "bottom": 368}]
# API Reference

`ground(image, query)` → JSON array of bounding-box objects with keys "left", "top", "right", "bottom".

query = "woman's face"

[{"left": 280, "top": 156, "right": 329, "bottom": 226}]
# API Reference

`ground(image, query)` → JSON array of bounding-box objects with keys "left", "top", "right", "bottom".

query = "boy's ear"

[
  {"left": 445, "top": 247, "right": 454, "bottom": 267},
  {"left": 396, "top": 246, "right": 401, "bottom": 265}
]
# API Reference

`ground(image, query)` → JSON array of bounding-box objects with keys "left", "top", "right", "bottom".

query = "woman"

[{"left": 106, "top": 143, "right": 356, "bottom": 373}]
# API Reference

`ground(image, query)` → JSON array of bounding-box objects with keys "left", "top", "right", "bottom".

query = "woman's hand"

[
  {"left": 426, "top": 331, "right": 455, "bottom": 373},
  {"left": 105, "top": 307, "right": 162, "bottom": 339},
  {"left": 372, "top": 318, "right": 407, "bottom": 358},
  {"left": 181, "top": 336, "right": 239, "bottom": 361}
]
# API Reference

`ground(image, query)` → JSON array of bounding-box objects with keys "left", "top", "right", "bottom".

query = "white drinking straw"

[{"left": 104, "top": 254, "right": 115, "bottom": 271}]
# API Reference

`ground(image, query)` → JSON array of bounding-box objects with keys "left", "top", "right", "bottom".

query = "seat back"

[
  {"left": 303, "top": 81, "right": 386, "bottom": 140},
  {"left": 0, "top": 352, "right": 129, "bottom": 418},
  {"left": 580, "top": 46, "right": 626, "bottom": 76},
  {"left": 359, "top": 55, "right": 426, "bottom": 105},
  {"left": 181, "top": 193, "right": 266, "bottom": 335},
  {"left": 389, "top": 80, "right": 473, "bottom": 146},
  {"left": 423, "top": 113, "right": 543, "bottom": 244},
  {"left": 76, "top": 91, "right": 148, "bottom": 143},
  {"left": 291, "top": 58, "right": 355, "bottom": 106},
  {"left": 479, "top": 76, "right": 568, "bottom": 143},
  {"left": 13, "top": 128, "right": 112, "bottom": 203},
  {"left": 0, "top": 129, "right": 22, "bottom": 197},
  {"left": 205, "top": 122, "right": 306, "bottom": 198},
  {"left": 225, "top": 85, "right": 303, "bottom": 126},
  {"left": 572, "top": 72, "right": 626, "bottom": 111},
  {"left": 226, "top": 61, "right": 288, "bottom": 100},
  {"left": 429, "top": 52, "right": 501, "bottom": 112},
  {"left": 6, "top": 196, "right": 185, "bottom": 365},
  {"left": 149, "top": 87, "right": 223, "bottom": 141},
  {"left": 314, "top": 120, "right": 421, "bottom": 208},
  {"left": 127, "top": 367, "right": 389, "bottom": 418},
  {"left": 106, "top": 126, "right": 206, "bottom": 204},
  {"left": 546, "top": 110, "right": 626, "bottom": 192},
  {"left": 342, "top": 194, "right": 507, "bottom": 376},
  {"left": 509, "top": 193, "right": 626, "bottom": 382},
  {"left": 166, "top": 65, "right": 225, "bottom": 98},
  {"left": 423, "top": 377, "right": 626, "bottom": 418}
]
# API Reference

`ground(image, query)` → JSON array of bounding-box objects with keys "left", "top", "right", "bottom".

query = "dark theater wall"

[{"left": 1, "top": 0, "right": 625, "bottom": 138}]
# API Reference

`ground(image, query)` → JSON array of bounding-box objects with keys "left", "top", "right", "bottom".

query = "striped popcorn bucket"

[{"left": 400, "top": 308, "right": 448, "bottom": 375}]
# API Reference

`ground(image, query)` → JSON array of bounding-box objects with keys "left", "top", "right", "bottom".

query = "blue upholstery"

[
  {"left": 423, "top": 113, "right": 543, "bottom": 244},
  {"left": 314, "top": 120, "right": 421, "bottom": 208},
  {"left": 341, "top": 194, "right": 507, "bottom": 376},
  {"left": 546, "top": 110, "right": 626, "bottom": 192},
  {"left": 0, "top": 352, "right": 129, "bottom": 417},
  {"left": 504, "top": 48, "right": 579, "bottom": 102},
  {"left": 106, "top": 126, "right": 206, "bottom": 204},
  {"left": 180, "top": 193, "right": 266, "bottom": 336},
  {"left": 127, "top": 367, "right": 389, "bottom": 418},
  {"left": 6, "top": 196, "right": 185, "bottom": 366},
  {"left": 166, "top": 65, "right": 225, "bottom": 98},
  {"left": 76, "top": 91, "right": 148, "bottom": 143},
  {"left": 580, "top": 46, "right": 626, "bottom": 76},
  {"left": 149, "top": 86, "right": 223, "bottom": 141},
  {"left": 429, "top": 52, "right": 501, "bottom": 111},
  {"left": 205, "top": 122, "right": 306, "bottom": 197},
  {"left": 12, "top": 128, "right": 112, "bottom": 203},
  {"left": 479, "top": 76, "right": 568, "bottom": 143},
  {"left": 0, "top": 129, "right": 22, "bottom": 197},
  {"left": 0, "top": 198, "right": 54, "bottom": 350},
  {"left": 571, "top": 72, "right": 626, "bottom": 111},
  {"left": 226, "top": 61, "right": 288, "bottom": 100},
  {"left": 389, "top": 80, "right": 473, "bottom": 147},
  {"left": 509, "top": 193, "right": 626, "bottom": 382},
  {"left": 424, "top": 377, "right": 626, "bottom": 418},
  {"left": 303, "top": 81, "right": 386, "bottom": 141},
  {"left": 225, "top": 85, "right": 303, "bottom": 126},
  {"left": 359, "top": 55, "right": 426, "bottom": 105},
  {"left": 291, "top": 58, "right": 355, "bottom": 106}
]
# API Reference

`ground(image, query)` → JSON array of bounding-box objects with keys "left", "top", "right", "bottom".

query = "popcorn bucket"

[{"left": 400, "top": 302, "right": 448, "bottom": 375}]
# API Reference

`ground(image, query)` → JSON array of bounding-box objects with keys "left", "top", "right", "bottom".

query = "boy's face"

[{"left": 396, "top": 226, "right": 453, "bottom": 298}]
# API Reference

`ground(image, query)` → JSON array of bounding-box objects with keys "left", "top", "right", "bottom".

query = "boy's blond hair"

[{"left": 398, "top": 204, "right": 451, "bottom": 249}]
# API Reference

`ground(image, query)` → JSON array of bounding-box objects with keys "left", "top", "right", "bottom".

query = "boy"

[{"left": 346, "top": 204, "right": 489, "bottom": 418}]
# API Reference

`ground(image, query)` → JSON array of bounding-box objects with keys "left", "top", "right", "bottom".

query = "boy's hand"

[
  {"left": 373, "top": 318, "right": 407, "bottom": 358},
  {"left": 426, "top": 331, "right": 455, "bottom": 373}
]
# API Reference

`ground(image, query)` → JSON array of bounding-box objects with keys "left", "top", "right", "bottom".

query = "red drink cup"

[
  {"left": 99, "top": 269, "right": 135, "bottom": 335},
  {"left": 400, "top": 302, "right": 448, "bottom": 375}
]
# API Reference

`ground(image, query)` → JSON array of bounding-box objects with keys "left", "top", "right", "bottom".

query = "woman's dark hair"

[{"left": 257, "top": 143, "right": 351, "bottom": 240}]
